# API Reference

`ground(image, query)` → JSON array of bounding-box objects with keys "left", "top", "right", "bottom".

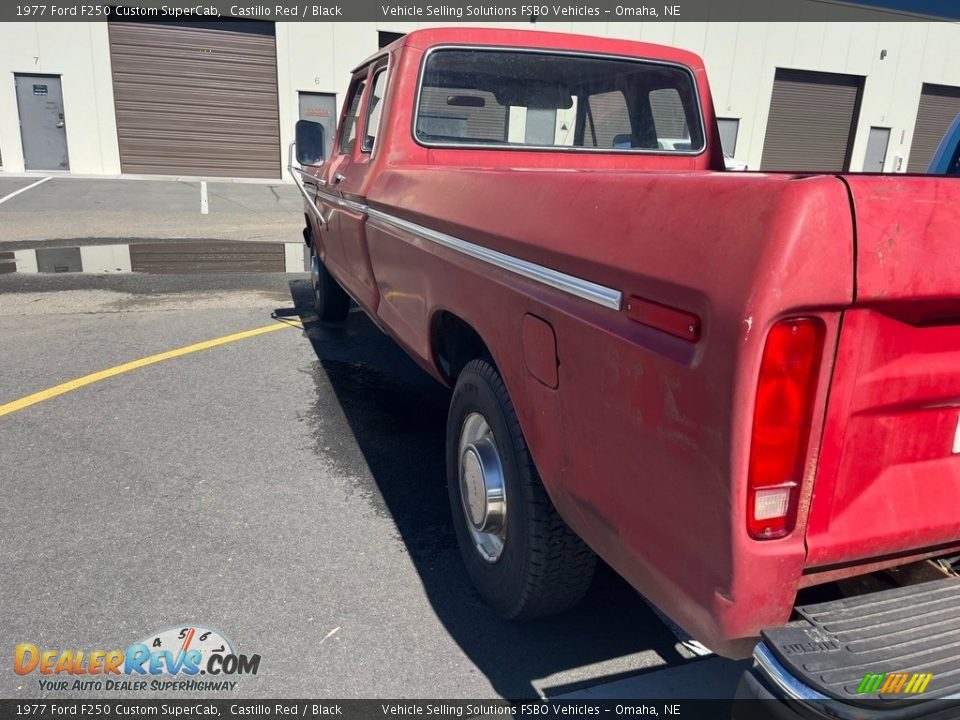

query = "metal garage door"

[
  {"left": 418, "top": 87, "right": 507, "bottom": 142},
  {"left": 760, "top": 69, "right": 863, "bottom": 172},
  {"left": 909, "top": 84, "right": 960, "bottom": 172},
  {"left": 109, "top": 20, "right": 280, "bottom": 178},
  {"left": 129, "top": 242, "right": 285, "bottom": 273}
]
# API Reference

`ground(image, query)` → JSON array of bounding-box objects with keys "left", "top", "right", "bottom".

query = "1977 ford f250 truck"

[{"left": 291, "top": 27, "right": 960, "bottom": 710}]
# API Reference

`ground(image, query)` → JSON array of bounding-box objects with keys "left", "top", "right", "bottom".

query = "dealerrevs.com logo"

[{"left": 14, "top": 625, "right": 261, "bottom": 692}]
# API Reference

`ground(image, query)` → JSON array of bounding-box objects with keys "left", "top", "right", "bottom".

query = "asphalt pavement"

[
  {"left": 0, "top": 176, "right": 302, "bottom": 248},
  {"left": 0, "top": 272, "right": 750, "bottom": 700}
]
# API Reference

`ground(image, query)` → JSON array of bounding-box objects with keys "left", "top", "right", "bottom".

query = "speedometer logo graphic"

[{"left": 137, "top": 625, "right": 234, "bottom": 672}]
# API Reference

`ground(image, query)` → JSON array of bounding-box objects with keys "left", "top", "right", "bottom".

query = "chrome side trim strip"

[
  {"left": 288, "top": 164, "right": 622, "bottom": 311},
  {"left": 289, "top": 165, "right": 330, "bottom": 230},
  {"left": 322, "top": 189, "right": 367, "bottom": 216},
  {"left": 366, "top": 209, "right": 622, "bottom": 311}
]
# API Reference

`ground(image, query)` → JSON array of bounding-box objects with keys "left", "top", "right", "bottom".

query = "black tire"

[
  {"left": 446, "top": 358, "right": 596, "bottom": 618},
  {"left": 310, "top": 241, "right": 350, "bottom": 322}
]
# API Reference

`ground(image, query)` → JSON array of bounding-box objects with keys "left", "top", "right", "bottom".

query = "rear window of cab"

[{"left": 414, "top": 47, "right": 705, "bottom": 154}]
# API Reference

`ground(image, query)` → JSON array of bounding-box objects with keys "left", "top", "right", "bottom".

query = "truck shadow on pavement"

[{"left": 287, "top": 279, "right": 689, "bottom": 699}]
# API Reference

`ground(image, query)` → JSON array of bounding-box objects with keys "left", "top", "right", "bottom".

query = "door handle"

[{"left": 333, "top": 173, "right": 346, "bottom": 185}]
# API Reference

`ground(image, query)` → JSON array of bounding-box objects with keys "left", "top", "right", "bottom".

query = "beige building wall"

[
  {"left": 2, "top": 18, "right": 960, "bottom": 175},
  {"left": 276, "top": 23, "right": 382, "bottom": 173},
  {"left": 0, "top": 22, "right": 120, "bottom": 174},
  {"left": 654, "top": 21, "right": 960, "bottom": 172}
]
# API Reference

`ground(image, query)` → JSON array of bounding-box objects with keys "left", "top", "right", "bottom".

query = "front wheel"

[
  {"left": 310, "top": 241, "right": 350, "bottom": 322},
  {"left": 446, "top": 358, "right": 597, "bottom": 618}
]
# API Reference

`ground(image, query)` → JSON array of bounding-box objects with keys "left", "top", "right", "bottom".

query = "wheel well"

[
  {"left": 431, "top": 311, "right": 491, "bottom": 385},
  {"left": 303, "top": 214, "right": 313, "bottom": 247}
]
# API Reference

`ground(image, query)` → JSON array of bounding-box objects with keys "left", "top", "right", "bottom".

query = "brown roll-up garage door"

[
  {"left": 760, "top": 69, "right": 864, "bottom": 172},
  {"left": 418, "top": 87, "right": 508, "bottom": 142},
  {"left": 109, "top": 20, "right": 280, "bottom": 178},
  {"left": 909, "top": 84, "right": 960, "bottom": 172},
  {"left": 129, "top": 242, "right": 285, "bottom": 273}
]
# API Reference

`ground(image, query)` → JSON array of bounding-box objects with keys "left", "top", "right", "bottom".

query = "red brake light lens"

[{"left": 747, "top": 318, "right": 825, "bottom": 539}]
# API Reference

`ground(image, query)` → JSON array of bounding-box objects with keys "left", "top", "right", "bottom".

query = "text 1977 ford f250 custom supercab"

[{"left": 290, "top": 27, "right": 960, "bottom": 711}]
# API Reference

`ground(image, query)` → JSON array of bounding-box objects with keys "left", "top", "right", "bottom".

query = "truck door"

[
  {"left": 303, "top": 74, "right": 369, "bottom": 284},
  {"left": 328, "top": 59, "right": 389, "bottom": 315}
]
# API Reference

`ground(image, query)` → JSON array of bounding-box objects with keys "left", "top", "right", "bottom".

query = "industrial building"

[{"left": 2, "top": 13, "right": 960, "bottom": 179}]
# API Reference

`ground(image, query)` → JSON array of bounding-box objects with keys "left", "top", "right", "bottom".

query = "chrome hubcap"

[{"left": 458, "top": 412, "right": 507, "bottom": 563}]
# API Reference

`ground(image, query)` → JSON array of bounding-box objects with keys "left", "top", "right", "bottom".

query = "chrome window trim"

[
  {"left": 412, "top": 44, "right": 707, "bottom": 157},
  {"left": 338, "top": 73, "right": 369, "bottom": 156},
  {"left": 287, "top": 163, "right": 622, "bottom": 311},
  {"left": 361, "top": 57, "right": 392, "bottom": 156}
]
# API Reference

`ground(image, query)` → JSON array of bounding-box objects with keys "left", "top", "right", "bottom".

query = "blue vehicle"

[{"left": 928, "top": 113, "right": 960, "bottom": 175}]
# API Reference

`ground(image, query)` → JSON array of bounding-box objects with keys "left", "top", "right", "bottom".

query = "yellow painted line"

[{"left": 0, "top": 320, "right": 302, "bottom": 420}]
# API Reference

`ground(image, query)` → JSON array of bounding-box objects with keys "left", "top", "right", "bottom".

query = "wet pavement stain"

[
  {"left": 283, "top": 279, "right": 692, "bottom": 699},
  {"left": 291, "top": 279, "right": 455, "bottom": 563}
]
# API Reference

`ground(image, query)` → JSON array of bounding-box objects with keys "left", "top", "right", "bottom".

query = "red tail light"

[{"left": 747, "top": 318, "right": 825, "bottom": 539}]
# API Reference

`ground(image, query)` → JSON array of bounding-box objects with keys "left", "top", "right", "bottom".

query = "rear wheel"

[
  {"left": 310, "top": 241, "right": 350, "bottom": 322},
  {"left": 447, "top": 358, "right": 597, "bottom": 618}
]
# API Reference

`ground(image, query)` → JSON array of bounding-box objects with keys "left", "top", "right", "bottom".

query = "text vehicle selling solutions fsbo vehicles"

[{"left": 290, "top": 27, "right": 960, "bottom": 713}]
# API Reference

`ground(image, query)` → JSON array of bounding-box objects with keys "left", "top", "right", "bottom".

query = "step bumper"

[{"left": 735, "top": 578, "right": 960, "bottom": 720}]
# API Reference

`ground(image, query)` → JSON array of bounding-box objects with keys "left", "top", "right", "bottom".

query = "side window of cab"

[
  {"left": 362, "top": 65, "right": 389, "bottom": 153},
  {"left": 338, "top": 74, "right": 367, "bottom": 155}
]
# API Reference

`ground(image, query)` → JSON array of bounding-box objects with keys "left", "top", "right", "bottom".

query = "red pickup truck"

[{"left": 291, "top": 27, "right": 960, "bottom": 706}]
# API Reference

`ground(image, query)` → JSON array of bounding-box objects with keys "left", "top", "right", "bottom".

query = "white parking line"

[{"left": 0, "top": 176, "right": 51, "bottom": 206}]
